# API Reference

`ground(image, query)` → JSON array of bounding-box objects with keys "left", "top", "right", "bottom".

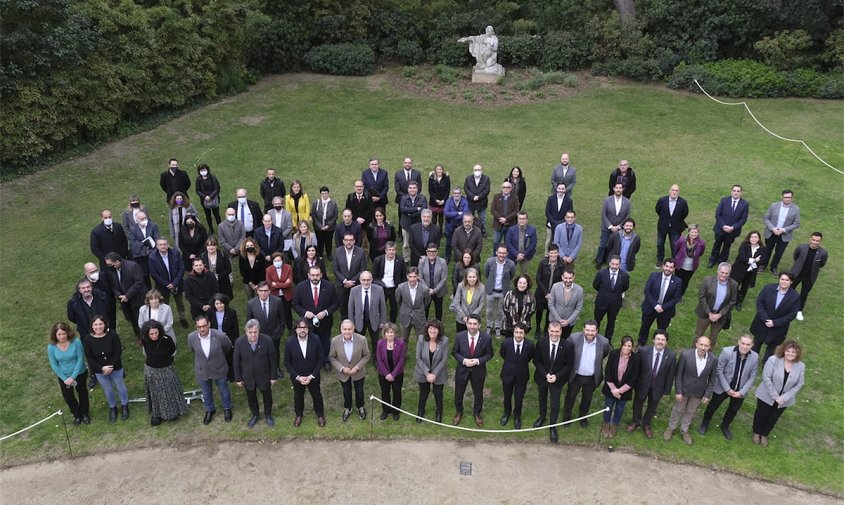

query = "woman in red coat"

[{"left": 266, "top": 252, "right": 294, "bottom": 332}]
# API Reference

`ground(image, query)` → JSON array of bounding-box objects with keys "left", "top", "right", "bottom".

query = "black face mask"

[
  {"left": 274, "top": 205, "right": 283, "bottom": 211},
  {"left": 130, "top": 202, "right": 140, "bottom": 208},
  {"left": 186, "top": 222, "right": 195, "bottom": 229},
  {"left": 245, "top": 247, "right": 256, "bottom": 253}
]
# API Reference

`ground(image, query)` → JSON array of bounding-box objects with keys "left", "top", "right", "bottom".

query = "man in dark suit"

[
  {"left": 698, "top": 334, "right": 758, "bottom": 440},
  {"left": 394, "top": 156, "right": 422, "bottom": 225},
  {"left": 292, "top": 265, "right": 339, "bottom": 368},
  {"left": 159, "top": 158, "right": 191, "bottom": 203},
  {"left": 83, "top": 261, "right": 117, "bottom": 342},
  {"left": 499, "top": 323, "right": 535, "bottom": 430},
  {"left": 490, "top": 180, "right": 520, "bottom": 253},
  {"left": 694, "top": 263, "right": 738, "bottom": 347},
  {"left": 544, "top": 183, "right": 574, "bottom": 256},
  {"left": 603, "top": 218, "right": 641, "bottom": 272},
  {"left": 334, "top": 209, "right": 364, "bottom": 248},
  {"left": 227, "top": 188, "right": 263, "bottom": 237},
  {"left": 254, "top": 214, "right": 284, "bottom": 262},
  {"left": 345, "top": 180, "right": 374, "bottom": 229},
  {"left": 260, "top": 168, "right": 286, "bottom": 212},
  {"left": 332, "top": 233, "right": 367, "bottom": 319},
  {"left": 246, "top": 281, "right": 286, "bottom": 372},
  {"left": 627, "top": 329, "right": 676, "bottom": 438},
  {"left": 451, "top": 213, "right": 484, "bottom": 263},
  {"left": 361, "top": 157, "right": 389, "bottom": 210},
  {"left": 452, "top": 314, "right": 494, "bottom": 427},
  {"left": 409, "top": 210, "right": 442, "bottom": 267},
  {"left": 664, "top": 336, "right": 717, "bottom": 445},
  {"left": 90, "top": 209, "right": 129, "bottom": 268},
  {"left": 534, "top": 245, "right": 566, "bottom": 338},
  {"left": 708, "top": 185, "right": 749, "bottom": 267},
  {"left": 533, "top": 321, "right": 574, "bottom": 443},
  {"left": 104, "top": 253, "right": 145, "bottom": 336},
  {"left": 637, "top": 259, "right": 683, "bottom": 346},
  {"left": 464, "top": 164, "right": 491, "bottom": 236},
  {"left": 505, "top": 211, "right": 538, "bottom": 275},
  {"left": 347, "top": 271, "right": 387, "bottom": 355},
  {"left": 595, "top": 182, "right": 631, "bottom": 269},
  {"left": 67, "top": 278, "right": 112, "bottom": 335},
  {"left": 789, "top": 231, "right": 828, "bottom": 321},
  {"left": 654, "top": 184, "right": 689, "bottom": 267},
  {"left": 750, "top": 272, "right": 800, "bottom": 364},
  {"left": 563, "top": 320, "right": 611, "bottom": 427},
  {"left": 399, "top": 181, "right": 428, "bottom": 260},
  {"left": 187, "top": 314, "right": 233, "bottom": 424},
  {"left": 372, "top": 242, "right": 406, "bottom": 321},
  {"left": 593, "top": 255, "right": 630, "bottom": 343},
  {"left": 284, "top": 319, "right": 326, "bottom": 427},
  {"left": 312, "top": 186, "right": 339, "bottom": 260},
  {"left": 127, "top": 211, "right": 159, "bottom": 288},
  {"left": 148, "top": 238, "right": 187, "bottom": 327},
  {"left": 233, "top": 319, "right": 278, "bottom": 428}
]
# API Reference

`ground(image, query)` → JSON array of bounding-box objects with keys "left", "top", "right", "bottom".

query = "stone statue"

[{"left": 458, "top": 25, "right": 505, "bottom": 81}]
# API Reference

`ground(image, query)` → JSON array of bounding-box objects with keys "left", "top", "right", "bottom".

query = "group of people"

[{"left": 49, "top": 154, "right": 825, "bottom": 447}]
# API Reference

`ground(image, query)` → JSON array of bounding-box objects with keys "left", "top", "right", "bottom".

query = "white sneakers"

[{"left": 796, "top": 311, "right": 804, "bottom": 321}]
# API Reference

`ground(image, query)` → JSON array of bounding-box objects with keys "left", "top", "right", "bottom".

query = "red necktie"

[
  {"left": 469, "top": 336, "right": 476, "bottom": 356},
  {"left": 313, "top": 286, "right": 319, "bottom": 308}
]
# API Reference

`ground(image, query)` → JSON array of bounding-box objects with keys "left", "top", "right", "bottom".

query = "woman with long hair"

[
  {"left": 449, "top": 267, "right": 485, "bottom": 333},
  {"left": 752, "top": 340, "right": 805, "bottom": 447},
  {"left": 601, "top": 336, "right": 639, "bottom": 438},
  {"left": 140, "top": 320, "right": 188, "bottom": 426},
  {"left": 730, "top": 230, "right": 766, "bottom": 311},
  {"left": 376, "top": 323, "right": 407, "bottom": 420},
  {"left": 83, "top": 315, "right": 129, "bottom": 422},
  {"left": 427, "top": 165, "right": 451, "bottom": 232},
  {"left": 502, "top": 274, "right": 536, "bottom": 338},
  {"left": 168, "top": 192, "right": 198, "bottom": 247},
  {"left": 505, "top": 166, "right": 527, "bottom": 209},
  {"left": 239, "top": 237, "right": 266, "bottom": 300},
  {"left": 48, "top": 322, "right": 90, "bottom": 425},
  {"left": 285, "top": 180, "right": 311, "bottom": 228},
  {"left": 673, "top": 224, "right": 706, "bottom": 297},
  {"left": 195, "top": 163, "right": 222, "bottom": 233},
  {"left": 366, "top": 207, "right": 396, "bottom": 261},
  {"left": 202, "top": 236, "right": 234, "bottom": 299},
  {"left": 414, "top": 319, "right": 449, "bottom": 423}
]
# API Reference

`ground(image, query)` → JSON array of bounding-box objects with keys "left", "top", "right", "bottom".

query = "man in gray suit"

[
  {"left": 693, "top": 263, "right": 738, "bottom": 347},
  {"left": 550, "top": 152, "right": 577, "bottom": 195},
  {"left": 484, "top": 244, "right": 516, "bottom": 336},
  {"left": 595, "top": 183, "right": 631, "bottom": 269},
  {"left": 347, "top": 271, "right": 387, "bottom": 355},
  {"left": 332, "top": 233, "right": 367, "bottom": 319},
  {"left": 553, "top": 210, "right": 582, "bottom": 271},
  {"left": 187, "top": 314, "right": 233, "bottom": 424},
  {"left": 547, "top": 269, "right": 584, "bottom": 339},
  {"left": 698, "top": 334, "right": 758, "bottom": 440},
  {"left": 563, "top": 320, "right": 610, "bottom": 427},
  {"left": 328, "top": 319, "right": 371, "bottom": 422},
  {"left": 419, "top": 244, "right": 448, "bottom": 321},
  {"left": 763, "top": 189, "right": 800, "bottom": 274},
  {"left": 664, "top": 336, "right": 717, "bottom": 445},
  {"left": 395, "top": 267, "right": 430, "bottom": 344}
]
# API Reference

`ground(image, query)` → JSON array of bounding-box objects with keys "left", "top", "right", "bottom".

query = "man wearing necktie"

[
  {"left": 452, "top": 315, "right": 493, "bottom": 427},
  {"left": 532, "top": 321, "right": 574, "bottom": 443},
  {"left": 637, "top": 260, "right": 682, "bottom": 347},
  {"left": 498, "top": 323, "right": 535, "bottom": 429},
  {"left": 592, "top": 255, "right": 630, "bottom": 343},
  {"left": 627, "top": 329, "right": 676, "bottom": 439},
  {"left": 246, "top": 281, "right": 286, "bottom": 376},
  {"left": 233, "top": 319, "right": 278, "bottom": 428},
  {"left": 708, "top": 185, "right": 749, "bottom": 268},
  {"left": 394, "top": 157, "right": 422, "bottom": 226},
  {"left": 348, "top": 271, "right": 387, "bottom": 355}
]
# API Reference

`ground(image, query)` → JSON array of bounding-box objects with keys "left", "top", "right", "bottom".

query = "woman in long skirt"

[{"left": 140, "top": 320, "right": 188, "bottom": 425}]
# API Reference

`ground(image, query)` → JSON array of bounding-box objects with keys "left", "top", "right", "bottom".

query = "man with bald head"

[
  {"left": 227, "top": 188, "right": 263, "bottom": 237},
  {"left": 91, "top": 209, "right": 129, "bottom": 268},
  {"left": 550, "top": 152, "right": 577, "bottom": 195},
  {"left": 127, "top": 210, "right": 159, "bottom": 288},
  {"left": 654, "top": 184, "right": 689, "bottom": 267}
]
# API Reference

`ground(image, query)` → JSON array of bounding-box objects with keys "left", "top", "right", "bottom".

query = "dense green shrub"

[
  {"left": 371, "top": 9, "right": 424, "bottom": 64},
  {"left": 248, "top": 17, "right": 311, "bottom": 74},
  {"left": 304, "top": 43, "right": 375, "bottom": 76},
  {"left": 540, "top": 30, "right": 590, "bottom": 71},
  {"left": 754, "top": 30, "right": 815, "bottom": 71},
  {"left": 498, "top": 35, "right": 541, "bottom": 68}
]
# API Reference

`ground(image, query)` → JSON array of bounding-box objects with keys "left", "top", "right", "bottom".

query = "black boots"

[
  {"left": 121, "top": 405, "right": 130, "bottom": 420},
  {"left": 109, "top": 407, "right": 118, "bottom": 422}
]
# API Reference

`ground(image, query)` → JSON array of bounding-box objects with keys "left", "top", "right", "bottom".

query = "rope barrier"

[
  {"left": 693, "top": 79, "right": 843, "bottom": 176},
  {"left": 369, "top": 395, "right": 608, "bottom": 434},
  {"left": 0, "top": 410, "right": 63, "bottom": 442}
]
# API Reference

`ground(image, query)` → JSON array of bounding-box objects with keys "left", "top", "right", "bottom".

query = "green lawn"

[{"left": 1, "top": 72, "right": 842, "bottom": 493}]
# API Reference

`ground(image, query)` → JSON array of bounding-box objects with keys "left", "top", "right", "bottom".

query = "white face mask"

[
  {"left": 237, "top": 197, "right": 247, "bottom": 205},
  {"left": 138, "top": 219, "right": 148, "bottom": 226},
  {"left": 103, "top": 218, "right": 113, "bottom": 226},
  {"left": 226, "top": 215, "right": 236, "bottom": 222},
  {"left": 273, "top": 260, "right": 283, "bottom": 268},
  {"left": 88, "top": 272, "right": 100, "bottom": 282},
  {"left": 473, "top": 170, "right": 482, "bottom": 177},
  {"left": 199, "top": 170, "right": 208, "bottom": 177}
]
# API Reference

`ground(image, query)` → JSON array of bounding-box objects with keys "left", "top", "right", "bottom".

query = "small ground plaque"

[{"left": 459, "top": 461, "right": 473, "bottom": 476}]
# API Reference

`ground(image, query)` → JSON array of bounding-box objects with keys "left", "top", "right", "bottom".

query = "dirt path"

[{"left": 0, "top": 440, "right": 836, "bottom": 504}]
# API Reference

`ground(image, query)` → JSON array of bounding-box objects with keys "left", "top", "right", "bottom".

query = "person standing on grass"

[
  {"left": 607, "top": 159, "right": 636, "bottom": 199},
  {"left": 451, "top": 213, "right": 484, "bottom": 264},
  {"left": 187, "top": 314, "right": 233, "bottom": 425},
  {"left": 553, "top": 210, "right": 582, "bottom": 272},
  {"left": 375, "top": 323, "right": 406, "bottom": 421},
  {"left": 595, "top": 183, "right": 631, "bottom": 270},
  {"left": 708, "top": 185, "right": 749, "bottom": 268},
  {"left": 788, "top": 231, "right": 827, "bottom": 321},
  {"left": 285, "top": 319, "right": 326, "bottom": 428},
  {"left": 490, "top": 181, "right": 520, "bottom": 254},
  {"left": 464, "top": 164, "right": 491, "bottom": 237},
  {"left": 160, "top": 157, "right": 191, "bottom": 204},
  {"left": 548, "top": 269, "right": 584, "bottom": 341},
  {"left": 394, "top": 156, "right": 423, "bottom": 233},
  {"left": 48, "top": 322, "right": 90, "bottom": 426},
  {"left": 562, "top": 320, "right": 610, "bottom": 429},
  {"left": 592, "top": 255, "right": 629, "bottom": 343},
  {"left": 663, "top": 336, "right": 716, "bottom": 446},
  {"left": 544, "top": 183, "right": 574, "bottom": 256},
  {"left": 750, "top": 272, "right": 800, "bottom": 364},
  {"left": 260, "top": 167, "right": 286, "bottom": 212},
  {"left": 752, "top": 340, "right": 804, "bottom": 447},
  {"left": 637, "top": 259, "right": 682, "bottom": 347},
  {"left": 227, "top": 188, "right": 263, "bottom": 238},
  {"left": 693, "top": 263, "right": 738, "bottom": 348},
  {"left": 603, "top": 218, "right": 641, "bottom": 272},
  {"left": 550, "top": 152, "right": 577, "bottom": 196},
  {"left": 601, "top": 335, "right": 639, "bottom": 439},
  {"left": 329, "top": 319, "right": 371, "bottom": 422},
  {"left": 697, "top": 334, "right": 758, "bottom": 440},
  {"left": 452, "top": 314, "right": 494, "bottom": 427},
  {"left": 654, "top": 184, "right": 689, "bottom": 267},
  {"left": 483, "top": 244, "right": 516, "bottom": 337},
  {"left": 534, "top": 244, "right": 566, "bottom": 339},
  {"left": 762, "top": 189, "right": 800, "bottom": 275},
  {"left": 498, "top": 323, "right": 535, "bottom": 430},
  {"left": 505, "top": 211, "right": 538, "bottom": 275},
  {"left": 362, "top": 157, "right": 389, "bottom": 214},
  {"left": 399, "top": 181, "right": 428, "bottom": 262},
  {"left": 444, "top": 187, "right": 470, "bottom": 261},
  {"left": 626, "top": 329, "right": 676, "bottom": 439},
  {"left": 83, "top": 315, "right": 129, "bottom": 423},
  {"left": 311, "top": 186, "right": 339, "bottom": 261},
  {"left": 195, "top": 163, "right": 222, "bottom": 233},
  {"left": 233, "top": 319, "right": 278, "bottom": 428}
]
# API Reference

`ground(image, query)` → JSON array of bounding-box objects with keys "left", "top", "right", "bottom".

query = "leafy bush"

[
  {"left": 498, "top": 35, "right": 541, "bottom": 68},
  {"left": 370, "top": 9, "right": 423, "bottom": 64},
  {"left": 435, "top": 65, "right": 460, "bottom": 85},
  {"left": 248, "top": 17, "right": 311, "bottom": 74},
  {"left": 395, "top": 40, "right": 425, "bottom": 65},
  {"left": 304, "top": 43, "right": 375, "bottom": 76},
  {"left": 754, "top": 30, "right": 814, "bottom": 71},
  {"left": 401, "top": 66, "right": 417, "bottom": 78},
  {"left": 539, "top": 30, "right": 590, "bottom": 71}
]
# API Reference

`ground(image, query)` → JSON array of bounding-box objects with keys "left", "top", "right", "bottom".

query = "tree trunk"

[{"left": 613, "top": 0, "right": 637, "bottom": 26}]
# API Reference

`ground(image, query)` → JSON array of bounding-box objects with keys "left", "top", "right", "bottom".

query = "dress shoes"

[
  {"left": 533, "top": 418, "right": 545, "bottom": 428},
  {"left": 500, "top": 414, "right": 510, "bottom": 426},
  {"left": 579, "top": 419, "right": 589, "bottom": 428},
  {"left": 514, "top": 417, "right": 521, "bottom": 430},
  {"left": 73, "top": 416, "right": 82, "bottom": 426},
  {"left": 87, "top": 375, "right": 98, "bottom": 389},
  {"left": 721, "top": 424, "right": 733, "bottom": 440},
  {"left": 452, "top": 413, "right": 462, "bottom": 425},
  {"left": 203, "top": 410, "right": 216, "bottom": 425},
  {"left": 434, "top": 411, "right": 443, "bottom": 423},
  {"left": 179, "top": 318, "right": 189, "bottom": 329},
  {"left": 608, "top": 424, "right": 617, "bottom": 438},
  {"left": 706, "top": 259, "right": 715, "bottom": 269},
  {"left": 342, "top": 408, "right": 351, "bottom": 422},
  {"left": 549, "top": 427, "right": 558, "bottom": 443},
  {"left": 474, "top": 414, "right": 484, "bottom": 427},
  {"left": 358, "top": 407, "right": 367, "bottom": 420},
  {"left": 265, "top": 414, "right": 274, "bottom": 427},
  {"left": 643, "top": 425, "right": 654, "bottom": 438},
  {"left": 380, "top": 411, "right": 390, "bottom": 421},
  {"left": 293, "top": 416, "right": 303, "bottom": 427},
  {"left": 150, "top": 416, "right": 162, "bottom": 426},
  {"left": 392, "top": 413, "right": 400, "bottom": 421},
  {"left": 682, "top": 431, "right": 694, "bottom": 445},
  {"left": 277, "top": 368, "right": 285, "bottom": 379},
  {"left": 601, "top": 422, "right": 610, "bottom": 438},
  {"left": 224, "top": 409, "right": 233, "bottom": 422},
  {"left": 697, "top": 421, "right": 709, "bottom": 435},
  {"left": 81, "top": 415, "right": 91, "bottom": 425},
  {"left": 735, "top": 300, "right": 742, "bottom": 311},
  {"left": 317, "top": 416, "right": 326, "bottom": 427},
  {"left": 626, "top": 422, "right": 639, "bottom": 434},
  {"left": 247, "top": 415, "right": 259, "bottom": 428},
  {"left": 416, "top": 408, "right": 424, "bottom": 424}
]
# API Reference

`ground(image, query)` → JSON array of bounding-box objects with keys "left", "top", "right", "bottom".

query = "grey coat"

[
  {"left": 413, "top": 336, "right": 450, "bottom": 384},
  {"left": 600, "top": 195, "right": 631, "bottom": 229},
  {"left": 713, "top": 345, "right": 759, "bottom": 396},
  {"left": 187, "top": 328, "right": 232, "bottom": 381},
  {"left": 419, "top": 256, "right": 449, "bottom": 297},
  {"left": 267, "top": 208, "right": 294, "bottom": 239},
  {"left": 567, "top": 332, "right": 611, "bottom": 386},
  {"left": 754, "top": 356, "right": 805, "bottom": 408},
  {"left": 348, "top": 283, "right": 387, "bottom": 333},
  {"left": 547, "top": 281, "right": 584, "bottom": 327},
  {"left": 449, "top": 283, "right": 486, "bottom": 322},
  {"left": 395, "top": 281, "right": 431, "bottom": 329},
  {"left": 762, "top": 202, "right": 800, "bottom": 242},
  {"left": 483, "top": 257, "right": 516, "bottom": 295},
  {"left": 674, "top": 348, "right": 716, "bottom": 399}
]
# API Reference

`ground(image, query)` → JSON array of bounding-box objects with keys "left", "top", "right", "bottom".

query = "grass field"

[{"left": 1, "top": 71, "right": 842, "bottom": 493}]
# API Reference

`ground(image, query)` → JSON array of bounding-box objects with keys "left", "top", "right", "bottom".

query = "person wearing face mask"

[
  {"left": 463, "top": 164, "right": 491, "bottom": 237},
  {"left": 195, "top": 163, "right": 222, "bottom": 233},
  {"left": 260, "top": 168, "right": 286, "bottom": 212},
  {"left": 178, "top": 214, "right": 208, "bottom": 270},
  {"left": 90, "top": 209, "right": 129, "bottom": 269},
  {"left": 239, "top": 238, "right": 267, "bottom": 300},
  {"left": 83, "top": 262, "right": 117, "bottom": 346},
  {"left": 218, "top": 207, "right": 246, "bottom": 259},
  {"left": 184, "top": 258, "right": 219, "bottom": 320},
  {"left": 127, "top": 211, "right": 159, "bottom": 289},
  {"left": 227, "top": 188, "right": 263, "bottom": 237},
  {"left": 266, "top": 252, "right": 294, "bottom": 333},
  {"left": 267, "top": 197, "right": 294, "bottom": 242},
  {"left": 168, "top": 192, "right": 198, "bottom": 248},
  {"left": 160, "top": 157, "right": 191, "bottom": 203},
  {"left": 122, "top": 195, "right": 151, "bottom": 237}
]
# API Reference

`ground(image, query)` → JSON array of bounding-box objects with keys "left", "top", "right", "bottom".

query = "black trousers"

[
  {"left": 341, "top": 377, "right": 366, "bottom": 410},
  {"left": 340, "top": 287, "right": 352, "bottom": 319},
  {"left": 292, "top": 377, "right": 324, "bottom": 417},
  {"left": 752, "top": 336, "right": 783, "bottom": 366},
  {"left": 702, "top": 391, "right": 745, "bottom": 427},
  {"left": 710, "top": 232, "right": 737, "bottom": 263},
  {"left": 638, "top": 311, "right": 674, "bottom": 347},
  {"left": 425, "top": 295, "right": 444, "bottom": 321},
  {"left": 202, "top": 206, "right": 222, "bottom": 233},
  {"left": 656, "top": 229, "right": 681, "bottom": 264},
  {"left": 563, "top": 374, "right": 596, "bottom": 420},
  {"left": 120, "top": 302, "right": 141, "bottom": 336},
  {"left": 315, "top": 229, "right": 334, "bottom": 263},
  {"left": 534, "top": 296, "right": 550, "bottom": 335},
  {"left": 384, "top": 287, "right": 398, "bottom": 322},
  {"left": 630, "top": 387, "right": 663, "bottom": 427},
  {"left": 594, "top": 303, "right": 621, "bottom": 342},
  {"left": 418, "top": 382, "right": 444, "bottom": 415},
  {"left": 502, "top": 378, "right": 528, "bottom": 417},
  {"left": 675, "top": 268, "right": 696, "bottom": 297},
  {"left": 792, "top": 274, "right": 815, "bottom": 311},
  {"left": 454, "top": 370, "right": 485, "bottom": 415},
  {"left": 58, "top": 371, "right": 90, "bottom": 418},
  {"left": 378, "top": 373, "right": 403, "bottom": 413},
  {"left": 245, "top": 387, "right": 273, "bottom": 416},
  {"left": 752, "top": 399, "right": 786, "bottom": 436},
  {"left": 536, "top": 381, "right": 564, "bottom": 423},
  {"left": 765, "top": 234, "right": 790, "bottom": 271}
]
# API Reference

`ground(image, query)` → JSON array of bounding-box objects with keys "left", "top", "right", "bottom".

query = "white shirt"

[
  {"left": 408, "top": 283, "right": 418, "bottom": 305},
  {"left": 776, "top": 204, "right": 791, "bottom": 228},
  {"left": 383, "top": 258, "right": 396, "bottom": 288},
  {"left": 668, "top": 198, "right": 677, "bottom": 215},
  {"left": 199, "top": 332, "right": 211, "bottom": 358},
  {"left": 556, "top": 194, "right": 566, "bottom": 211},
  {"left": 695, "top": 352, "right": 708, "bottom": 377},
  {"left": 343, "top": 337, "right": 355, "bottom": 362},
  {"left": 576, "top": 338, "right": 597, "bottom": 376},
  {"left": 345, "top": 247, "right": 354, "bottom": 271},
  {"left": 298, "top": 336, "right": 309, "bottom": 359},
  {"left": 494, "top": 260, "right": 505, "bottom": 291}
]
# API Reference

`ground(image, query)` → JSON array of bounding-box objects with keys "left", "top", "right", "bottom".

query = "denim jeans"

[
  {"left": 603, "top": 396, "right": 627, "bottom": 425},
  {"left": 96, "top": 369, "right": 128, "bottom": 407},
  {"left": 492, "top": 226, "right": 508, "bottom": 254},
  {"left": 198, "top": 376, "right": 232, "bottom": 412}
]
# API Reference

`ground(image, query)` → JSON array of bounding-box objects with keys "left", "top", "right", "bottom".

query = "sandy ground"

[{"left": 0, "top": 440, "right": 837, "bottom": 505}]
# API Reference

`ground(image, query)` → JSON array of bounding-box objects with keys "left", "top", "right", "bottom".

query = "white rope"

[
  {"left": 694, "top": 79, "right": 843, "bottom": 176},
  {"left": 0, "top": 410, "right": 63, "bottom": 442},
  {"left": 369, "top": 395, "right": 608, "bottom": 433}
]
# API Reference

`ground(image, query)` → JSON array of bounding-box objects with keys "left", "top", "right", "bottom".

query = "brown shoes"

[
  {"left": 293, "top": 416, "right": 302, "bottom": 427},
  {"left": 752, "top": 433, "right": 761, "bottom": 445},
  {"left": 608, "top": 424, "right": 617, "bottom": 439},
  {"left": 626, "top": 422, "right": 638, "bottom": 434},
  {"left": 317, "top": 416, "right": 326, "bottom": 427},
  {"left": 644, "top": 425, "right": 654, "bottom": 438},
  {"left": 453, "top": 413, "right": 462, "bottom": 425},
  {"left": 681, "top": 431, "right": 693, "bottom": 445},
  {"left": 601, "top": 423, "right": 610, "bottom": 438},
  {"left": 663, "top": 428, "right": 674, "bottom": 441},
  {"left": 474, "top": 415, "right": 484, "bottom": 427},
  {"left": 760, "top": 436, "right": 769, "bottom": 447}
]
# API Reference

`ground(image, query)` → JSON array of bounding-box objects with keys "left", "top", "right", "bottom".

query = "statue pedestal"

[{"left": 471, "top": 70, "right": 504, "bottom": 84}]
